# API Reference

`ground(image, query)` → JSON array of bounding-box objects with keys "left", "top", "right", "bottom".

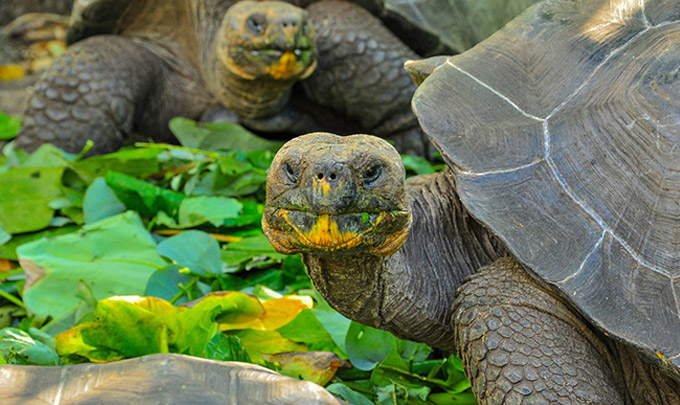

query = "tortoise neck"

[
  {"left": 302, "top": 254, "right": 386, "bottom": 328},
  {"left": 301, "top": 170, "right": 507, "bottom": 350},
  {"left": 213, "top": 68, "right": 295, "bottom": 119}
]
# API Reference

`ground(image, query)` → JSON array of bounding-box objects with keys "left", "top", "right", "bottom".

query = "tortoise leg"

[
  {"left": 453, "top": 257, "right": 624, "bottom": 404},
  {"left": 16, "top": 35, "right": 211, "bottom": 155},
  {"left": 304, "top": 0, "right": 431, "bottom": 156}
]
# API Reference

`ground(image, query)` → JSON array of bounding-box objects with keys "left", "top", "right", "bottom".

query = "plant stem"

[{"left": 0, "top": 289, "right": 24, "bottom": 308}]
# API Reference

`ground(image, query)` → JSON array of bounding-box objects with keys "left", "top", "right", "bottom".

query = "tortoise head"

[
  {"left": 219, "top": 1, "right": 317, "bottom": 81},
  {"left": 263, "top": 133, "right": 411, "bottom": 257}
]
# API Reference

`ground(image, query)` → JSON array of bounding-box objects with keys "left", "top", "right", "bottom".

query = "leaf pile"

[{"left": 0, "top": 115, "right": 472, "bottom": 404}]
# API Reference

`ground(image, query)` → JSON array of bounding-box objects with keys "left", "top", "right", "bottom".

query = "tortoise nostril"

[
  {"left": 317, "top": 173, "right": 324, "bottom": 180},
  {"left": 329, "top": 173, "right": 337, "bottom": 181}
]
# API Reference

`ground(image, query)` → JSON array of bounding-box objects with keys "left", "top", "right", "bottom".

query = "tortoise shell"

[
  {"left": 0, "top": 353, "right": 343, "bottom": 403},
  {"left": 412, "top": 0, "right": 680, "bottom": 377}
]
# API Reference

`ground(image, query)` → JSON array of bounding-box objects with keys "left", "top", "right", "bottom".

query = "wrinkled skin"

[{"left": 264, "top": 134, "right": 680, "bottom": 404}]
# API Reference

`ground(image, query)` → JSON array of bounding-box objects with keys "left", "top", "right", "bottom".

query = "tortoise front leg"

[
  {"left": 303, "top": 0, "right": 431, "bottom": 156},
  {"left": 16, "top": 36, "right": 211, "bottom": 155},
  {"left": 454, "top": 257, "right": 624, "bottom": 404}
]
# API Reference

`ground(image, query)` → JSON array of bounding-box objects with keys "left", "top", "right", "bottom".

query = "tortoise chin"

[{"left": 262, "top": 207, "right": 411, "bottom": 256}]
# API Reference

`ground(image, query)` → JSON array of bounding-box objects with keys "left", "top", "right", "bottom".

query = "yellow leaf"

[
  {"left": 0, "top": 65, "right": 25, "bottom": 81},
  {"left": 263, "top": 351, "right": 349, "bottom": 386},
  {"left": 261, "top": 295, "right": 314, "bottom": 330}
]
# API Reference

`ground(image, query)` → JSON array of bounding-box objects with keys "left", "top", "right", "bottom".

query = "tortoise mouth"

[
  {"left": 225, "top": 46, "right": 317, "bottom": 80},
  {"left": 263, "top": 208, "right": 410, "bottom": 255}
]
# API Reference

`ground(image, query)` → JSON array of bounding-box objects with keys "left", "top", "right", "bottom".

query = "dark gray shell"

[
  {"left": 0, "top": 353, "right": 343, "bottom": 403},
  {"left": 412, "top": 0, "right": 680, "bottom": 378}
]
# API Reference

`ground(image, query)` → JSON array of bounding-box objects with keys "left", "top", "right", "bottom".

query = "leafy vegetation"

[{"left": 0, "top": 115, "right": 473, "bottom": 404}]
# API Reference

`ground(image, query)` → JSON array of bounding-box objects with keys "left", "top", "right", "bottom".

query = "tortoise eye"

[
  {"left": 247, "top": 14, "right": 267, "bottom": 34},
  {"left": 282, "top": 161, "right": 299, "bottom": 184},
  {"left": 363, "top": 164, "right": 383, "bottom": 185}
]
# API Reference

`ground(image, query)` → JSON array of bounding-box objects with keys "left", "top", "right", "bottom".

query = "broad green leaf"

[
  {"left": 345, "top": 322, "right": 396, "bottom": 371},
  {"left": 106, "top": 171, "right": 185, "bottom": 218},
  {"left": 401, "top": 155, "right": 435, "bottom": 175},
  {"left": 221, "top": 235, "right": 287, "bottom": 270},
  {"left": 21, "top": 144, "right": 73, "bottom": 168},
  {"left": 0, "top": 226, "right": 78, "bottom": 260},
  {"left": 177, "top": 292, "right": 264, "bottom": 356},
  {"left": 0, "top": 167, "right": 65, "bottom": 233},
  {"left": 157, "top": 230, "right": 221, "bottom": 274},
  {"left": 312, "top": 309, "right": 352, "bottom": 354},
  {"left": 0, "top": 327, "right": 59, "bottom": 365},
  {"left": 397, "top": 340, "right": 432, "bottom": 363},
  {"left": 326, "top": 383, "right": 373, "bottom": 405},
  {"left": 55, "top": 296, "right": 179, "bottom": 362},
  {"left": 83, "top": 178, "right": 126, "bottom": 224},
  {"left": 178, "top": 196, "right": 242, "bottom": 227},
  {"left": 169, "top": 118, "right": 281, "bottom": 152},
  {"left": 234, "top": 329, "right": 305, "bottom": 362},
  {"left": 277, "top": 309, "right": 342, "bottom": 355},
  {"left": 205, "top": 333, "right": 251, "bottom": 362},
  {"left": 19, "top": 211, "right": 166, "bottom": 319},
  {"left": 74, "top": 147, "right": 162, "bottom": 182},
  {"left": 41, "top": 282, "right": 98, "bottom": 336},
  {"left": 0, "top": 112, "right": 21, "bottom": 140},
  {"left": 144, "top": 265, "right": 195, "bottom": 304}
]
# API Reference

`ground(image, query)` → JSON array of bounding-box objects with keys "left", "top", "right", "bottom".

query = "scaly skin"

[{"left": 263, "top": 133, "right": 680, "bottom": 404}]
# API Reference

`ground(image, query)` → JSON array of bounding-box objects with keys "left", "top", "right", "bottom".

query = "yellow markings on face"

[
  {"left": 268, "top": 51, "right": 299, "bottom": 80},
  {"left": 313, "top": 177, "right": 334, "bottom": 196},
  {"left": 277, "top": 209, "right": 375, "bottom": 251},
  {"left": 305, "top": 214, "right": 360, "bottom": 248}
]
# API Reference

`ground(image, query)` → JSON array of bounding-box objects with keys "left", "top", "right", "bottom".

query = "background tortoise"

[
  {"left": 13, "top": 0, "right": 535, "bottom": 156},
  {"left": 0, "top": 353, "right": 343, "bottom": 404},
  {"left": 262, "top": 0, "right": 680, "bottom": 403}
]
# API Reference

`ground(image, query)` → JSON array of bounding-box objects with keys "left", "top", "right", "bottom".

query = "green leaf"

[
  {"left": 277, "top": 309, "right": 342, "bottom": 355},
  {"left": 221, "top": 234, "right": 286, "bottom": 271},
  {"left": 401, "top": 155, "right": 435, "bottom": 175},
  {"left": 312, "top": 309, "right": 352, "bottom": 354},
  {"left": 0, "top": 224, "right": 9, "bottom": 246},
  {"left": 178, "top": 196, "right": 242, "bottom": 227},
  {"left": 83, "top": 178, "right": 126, "bottom": 224},
  {"left": 21, "top": 144, "right": 74, "bottom": 168},
  {"left": 326, "top": 383, "right": 374, "bottom": 405},
  {"left": 0, "top": 226, "right": 78, "bottom": 260},
  {"left": 0, "top": 167, "right": 65, "bottom": 233},
  {"left": 0, "top": 112, "right": 21, "bottom": 140},
  {"left": 55, "top": 296, "right": 180, "bottom": 362},
  {"left": 345, "top": 322, "right": 396, "bottom": 371},
  {"left": 234, "top": 329, "right": 305, "bottom": 363},
  {"left": 177, "top": 292, "right": 264, "bottom": 356},
  {"left": 0, "top": 327, "right": 59, "bottom": 365},
  {"left": 157, "top": 230, "right": 221, "bottom": 274},
  {"left": 144, "top": 265, "right": 195, "bottom": 304},
  {"left": 106, "top": 171, "right": 186, "bottom": 218},
  {"left": 19, "top": 211, "right": 166, "bottom": 320},
  {"left": 170, "top": 118, "right": 281, "bottom": 153},
  {"left": 74, "top": 147, "right": 162, "bottom": 182},
  {"left": 205, "top": 333, "right": 251, "bottom": 362}
]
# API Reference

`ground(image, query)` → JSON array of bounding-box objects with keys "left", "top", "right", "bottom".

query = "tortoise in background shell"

[
  {"left": 263, "top": 0, "right": 680, "bottom": 403},
  {"left": 14, "top": 0, "right": 535, "bottom": 156},
  {"left": 0, "top": 353, "right": 343, "bottom": 404}
]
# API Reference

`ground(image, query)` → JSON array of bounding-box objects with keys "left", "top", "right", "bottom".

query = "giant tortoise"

[
  {"left": 14, "top": 0, "right": 536, "bottom": 156},
  {"left": 262, "top": 0, "right": 680, "bottom": 403}
]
